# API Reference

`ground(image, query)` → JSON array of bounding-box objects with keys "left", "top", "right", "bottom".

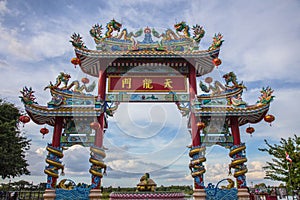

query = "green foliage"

[
  {"left": 0, "top": 99, "right": 31, "bottom": 179},
  {"left": 258, "top": 135, "right": 300, "bottom": 191}
]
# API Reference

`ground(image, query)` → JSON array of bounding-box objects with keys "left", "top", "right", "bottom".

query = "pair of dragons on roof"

[
  {"left": 89, "top": 19, "right": 205, "bottom": 43},
  {"left": 71, "top": 19, "right": 223, "bottom": 51}
]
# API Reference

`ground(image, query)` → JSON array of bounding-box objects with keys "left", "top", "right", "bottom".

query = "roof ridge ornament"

[{"left": 71, "top": 19, "right": 223, "bottom": 52}]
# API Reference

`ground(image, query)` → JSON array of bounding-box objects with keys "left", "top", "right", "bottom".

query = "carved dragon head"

[
  {"left": 174, "top": 21, "right": 187, "bottom": 31},
  {"left": 223, "top": 72, "right": 237, "bottom": 85},
  {"left": 108, "top": 19, "right": 122, "bottom": 32}
]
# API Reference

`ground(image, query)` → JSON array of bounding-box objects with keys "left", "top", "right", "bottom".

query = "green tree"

[
  {"left": 258, "top": 135, "right": 300, "bottom": 193},
  {"left": 0, "top": 99, "right": 31, "bottom": 179}
]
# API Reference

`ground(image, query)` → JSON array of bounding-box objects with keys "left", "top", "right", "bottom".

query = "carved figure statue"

[{"left": 136, "top": 173, "right": 157, "bottom": 192}]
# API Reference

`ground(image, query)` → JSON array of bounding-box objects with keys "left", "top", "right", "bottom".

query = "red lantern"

[
  {"left": 40, "top": 127, "right": 49, "bottom": 138},
  {"left": 19, "top": 115, "right": 30, "bottom": 124},
  {"left": 197, "top": 122, "right": 206, "bottom": 130},
  {"left": 81, "top": 77, "right": 90, "bottom": 84},
  {"left": 264, "top": 114, "right": 275, "bottom": 126},
  {"left": 71, "top": 57, "right": 81, "bottom": 66},
  {"left": 212, "top": 58, "right": 222, "bottom": 67},
  {"left": 204, "top": 77, "right": 213, "bottom": 84},
  {"left": 246, "top": 126, "right": 255, "bottom": 135},
  {"left": 90, "top": 122, "right": 100, "bottom": 130}
]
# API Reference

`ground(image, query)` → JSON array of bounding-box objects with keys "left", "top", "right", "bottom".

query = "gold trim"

[{"left": 229, "top": 145, "right": 246, "bottom": 157}]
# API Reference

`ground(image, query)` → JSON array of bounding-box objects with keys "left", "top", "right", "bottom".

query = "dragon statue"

[
  {"left": 44, "top": 72, "right": 96, "bottom": 93},
  {"left": 20, "top": 86, "right": 37, "bottom": 105},
  {"left": 152, "top": 27, "right": 179, "bottom": 41},
  {"left": 152, "top": 21, "right": 205, "bottom": 45},
  {"left": 208, "top": 33, "right": 224, "bottom": 51},
  {"left": 152, "top": 21, "right": 190, "bottom": 41},
  {"left": 223, "top": 72, "right": 244, "bottom": 89},
  {"left": 90, "top": 19, "right": 143, "bottom": 47},
  {"left": 174, "top": 21, "right": 191, "bottom": 38},
  {"left": 70, "top": 33, "right": 86, "bottom": 49},
  {"left": 199, "top": 77, "right": 225, "bottom": 96},
  {"left": 103, "top": 19, "right": 122, "bottom": 38},
  {"left": 256, "top": 86, "right": 274, "bottom": 105},
  {"left": 116, "top": 28, "right": 143, "bottom": 41},
  {"left": 199, "top": 72, "right": 245, "bottom": 96}
]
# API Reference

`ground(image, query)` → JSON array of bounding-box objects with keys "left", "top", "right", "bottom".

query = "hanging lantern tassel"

[{"left": 264, "top": 114, "right": 275, "bottom": 126}]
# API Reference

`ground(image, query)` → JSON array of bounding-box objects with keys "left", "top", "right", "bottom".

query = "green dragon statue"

[
  {"left": 152, "top": 27, "right": 179, "bottom": 41},
  {"left": 90, "top": 19, "right": 143, "bottom": 43},
  {"left": 104, "top": 19, "right": 122, "bottom": 38},
  {"left": 199, "top": 78, "right": 225, "bottom": 96},
  {"left": 208, "top": 33, "right": 224, "bottom": 51},
  {"left": 152, "top": 21, "right": 190, "bottom": 41},
  {"left": 222, "top": 71, "right": 245, "bottom": 89},
  {"left": 70, "top": 33, "right": 86, "bottom": 49},
  {"left": 116, "top": 28, "right": 143, "bottom": 40},
  {"left": 152, "top": 21, "right": 205, "bottom": 45},
  {"left": 199, "top": 72, "right": 244, "bottom": 95},
  {"left": 174, "top": 21, "right": 191, "bottom": 38},
  {"left": 44, "top": 72, "right": 96, "bottom": 93}
]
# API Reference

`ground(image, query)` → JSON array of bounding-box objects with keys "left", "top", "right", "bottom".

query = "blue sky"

[{"left": 0, "top": 0, "right": 300, "bottom": 187}]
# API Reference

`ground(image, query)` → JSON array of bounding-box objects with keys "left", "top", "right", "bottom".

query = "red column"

[
  {"left": 91, "top": 67, "right": 107, "bottom": 189},
  {"left": 50, "top": 116, "right": 63, "bottom": 188},
  {"left": 189, "top": 65, "right": 204, "bottom": 189},
  {"left": 230, "top": 117, "right": 241, "bottom": 145},
  {"left": 230, "top": 116, "right": 247, "bottom": 188},
  {"left": 188, "top": 65, "right": 200, "bottom": 147},
  {"left": 52, "top": 117, "right": 63, "bottom": 147},
  {"left": 95, "top": 115, "right": 104, "bottom": 147},
  {"left": 95, "top": 69, "right": 107, "bottom": 147}
]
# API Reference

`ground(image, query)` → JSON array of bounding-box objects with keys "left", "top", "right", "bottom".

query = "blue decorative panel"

[
  {"left": 55, "top": 187, "right": 91, "bottom": 200},
  {"left": 205, "top": 188, "right": 238, "bottom": 200}
]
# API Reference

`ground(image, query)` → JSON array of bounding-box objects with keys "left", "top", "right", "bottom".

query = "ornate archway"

[{"left": 20, "top": 19, "right": 274, "bottom": 200}]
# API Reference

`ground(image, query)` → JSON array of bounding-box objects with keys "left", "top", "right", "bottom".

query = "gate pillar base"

[
  {"left": 193, "top": 189, "right": 206, "bottom": 200},
  {"left": 237, "top": 188, "right": 250, "bottom": 200},
  {"left": 43, "top": 189, "right": 56, "bottom": 200},
  {"left": 89, "top": 189, "right": 102, "bottom": 200}
]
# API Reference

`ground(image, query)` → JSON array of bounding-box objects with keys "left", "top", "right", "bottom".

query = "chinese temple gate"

[{"left": 20, "top": 19, "right": 274, "bottom": 200}]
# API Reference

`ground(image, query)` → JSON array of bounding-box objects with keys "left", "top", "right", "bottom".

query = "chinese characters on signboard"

[{"left": 108, "top": 76, "right": 187, "bottom": 92}]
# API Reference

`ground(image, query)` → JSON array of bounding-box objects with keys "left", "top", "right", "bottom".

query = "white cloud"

[
  {"left": 0, "top": 0, "right": 9, "bottom": 15},
  {"left": 35, "top": 147, "right": 46, "bottom": 156}
]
